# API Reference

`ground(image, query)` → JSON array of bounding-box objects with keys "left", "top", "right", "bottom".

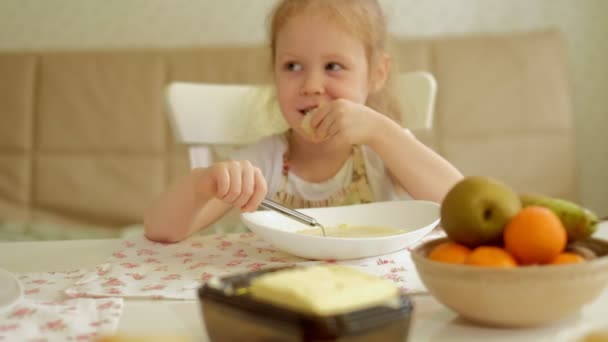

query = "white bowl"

[{"left": 241, "top": 200, "right": 440, "bottom": 260}]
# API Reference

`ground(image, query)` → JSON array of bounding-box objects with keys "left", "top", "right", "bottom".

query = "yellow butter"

[{"left": 249, "top": 265, "right": 399, "bottom": 316}]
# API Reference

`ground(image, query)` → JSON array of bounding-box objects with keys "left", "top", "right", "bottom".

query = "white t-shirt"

[
  {"left": 188, "top": 133, "right": 412, "bottom": 233},
  {"left": 227, "top": 134, "right": 411, "bottom": 203}
]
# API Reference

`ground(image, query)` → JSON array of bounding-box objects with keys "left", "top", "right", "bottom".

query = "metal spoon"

[{"left": 259, "top": 199, "right": 327, "bottom": 237}]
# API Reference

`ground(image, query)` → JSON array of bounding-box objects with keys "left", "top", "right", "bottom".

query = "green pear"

[
  {"left": 441, "top": 176, "right": 522, "bottom": 248},
  {"left": 520, "top": 193, "right": 598, "bottom": 242}
]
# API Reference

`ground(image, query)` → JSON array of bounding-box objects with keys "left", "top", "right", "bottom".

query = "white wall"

[{"left": 0, "top": 0, "right": 606, "bottom": 215}]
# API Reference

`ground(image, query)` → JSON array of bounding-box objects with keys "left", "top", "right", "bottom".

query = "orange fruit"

[
  {"left": 550, "top": 252, "right": 585, "bottom": 265},
  {"left": 464, "top": 246, "right": 518, "bottom": 268},
  {"left": 504, "top": 206, "right": 567, "bottom": 265},
  {"left": 428, "top": 241, "right": 472, "bottom": 264}
]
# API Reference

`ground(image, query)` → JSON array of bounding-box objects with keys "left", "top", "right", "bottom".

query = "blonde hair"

[{"left": 268, "top": 0, "right": 401, "bottom": 122}]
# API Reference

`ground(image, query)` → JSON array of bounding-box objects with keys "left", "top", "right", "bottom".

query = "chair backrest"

[{"left": 166, "top": 71, "right": 437, "bottom": 167}]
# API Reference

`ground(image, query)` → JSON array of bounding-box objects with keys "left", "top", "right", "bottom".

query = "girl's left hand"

[{"left": 310, "top": 99, "right": 390, "bottom": 145}]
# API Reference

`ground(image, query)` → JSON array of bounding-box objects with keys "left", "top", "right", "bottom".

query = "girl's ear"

[{"left": 369, "top": 54, "right": 391, "bottom": 94}]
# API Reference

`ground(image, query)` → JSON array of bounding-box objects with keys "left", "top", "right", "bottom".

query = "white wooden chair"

[{"left": 166, "top": 71, "right": 437, "bottom": 168}]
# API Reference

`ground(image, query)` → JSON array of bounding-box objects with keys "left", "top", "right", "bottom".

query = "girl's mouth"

[{"left": 298, "top": 106, "right": 318, "bottom": 115}]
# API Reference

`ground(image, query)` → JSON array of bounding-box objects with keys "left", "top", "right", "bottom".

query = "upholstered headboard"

[{"left": 0, "top": 30, "right": 576, "bottom": 230}]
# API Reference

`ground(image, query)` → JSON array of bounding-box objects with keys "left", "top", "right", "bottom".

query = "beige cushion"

[
  {"left": 430, "top": 31, "right": 575, "bottom": 199},
  {"left": 0, "top": 30, "right": 576, "bottom": 229}
]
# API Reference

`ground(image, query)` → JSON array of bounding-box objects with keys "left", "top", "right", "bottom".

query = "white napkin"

[
  {"left": 66, "top": 231, "right": 443, "bottom": 300},
  {"left": 0, "top": 269, "right": 122, "bottom": 342}
]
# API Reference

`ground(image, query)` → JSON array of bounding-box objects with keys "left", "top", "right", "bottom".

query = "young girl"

[{"left": 144, "top": 0, "right": 463, "bottom": 242}]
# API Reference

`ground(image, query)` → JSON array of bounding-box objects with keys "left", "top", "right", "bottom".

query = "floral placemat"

[
  {"left": 1, "top": 269, "right": 122, "bottom": 342},
  {"left": 66, "top": 231, "right": 443, "bottom": 300}
]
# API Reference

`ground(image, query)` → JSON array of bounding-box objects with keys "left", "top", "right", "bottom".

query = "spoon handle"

[{"left": 259, "top": 199, "right": 327, "bottom": 236}]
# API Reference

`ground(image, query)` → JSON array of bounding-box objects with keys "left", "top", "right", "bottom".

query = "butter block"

[{"left": 249, "top": 265, "right": 399, "bottom": 316}]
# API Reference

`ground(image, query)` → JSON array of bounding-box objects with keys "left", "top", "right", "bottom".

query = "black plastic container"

[{"left": 198, "top": 266, "right": 413, "bottom": 342}]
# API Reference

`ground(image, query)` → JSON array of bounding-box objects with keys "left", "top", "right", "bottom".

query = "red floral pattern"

[
  {"left": 65, "top": 230, "right": 444, "bottom": 300},
  {"left": 0, "top": 270, "right": 123, "bottom": 341}
]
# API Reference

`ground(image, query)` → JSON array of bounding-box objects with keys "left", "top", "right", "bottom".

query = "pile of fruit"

[{"left": 431, "top": 176, "right": 599, "bottom": 267}]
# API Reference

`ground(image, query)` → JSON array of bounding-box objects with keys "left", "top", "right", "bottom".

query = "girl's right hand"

[{"left": 199, "top": 160, "right": 267, "bottom": 212}]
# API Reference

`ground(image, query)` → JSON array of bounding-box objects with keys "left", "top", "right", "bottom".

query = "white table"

[{"left": 1, "top": 223, "right": 607, "bottom": 341}]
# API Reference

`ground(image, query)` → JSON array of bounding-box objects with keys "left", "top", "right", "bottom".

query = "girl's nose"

[{"left": 300, "top": 70, "right": 324, "bottom": 96}]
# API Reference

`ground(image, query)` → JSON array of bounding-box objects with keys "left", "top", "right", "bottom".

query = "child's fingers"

[
  {"left": 310, "top": 102, "right": 332, "bottom": 128},
  {"left": 315, "top": 113, "right": 336, "bottom": 140},
  {"left": 212, "top": 164, "right": 231, "bottom": 198},
  {"left": 221, "top": 161, "right": 242, "bottom": 203},
  {"left": 326, "top": 120, "right": 340, "bottom": 139},
  {"left": 242, "top": 168, "right": 267, "bottom": 211},
  {"left": 233, "top": 162, "right": 255, "bottom": 209}
]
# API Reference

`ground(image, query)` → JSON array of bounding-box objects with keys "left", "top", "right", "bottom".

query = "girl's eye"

[
  {"left": 325, "top": 62, "right": 343, "bottom": 71},
  {"left": 285, "top": 62, "right": 302, "bottom": 71}
]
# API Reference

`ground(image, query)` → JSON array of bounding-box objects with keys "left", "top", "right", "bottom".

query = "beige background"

[{"left": 0, "top": 0, "right": 606, "bottom": 215}]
